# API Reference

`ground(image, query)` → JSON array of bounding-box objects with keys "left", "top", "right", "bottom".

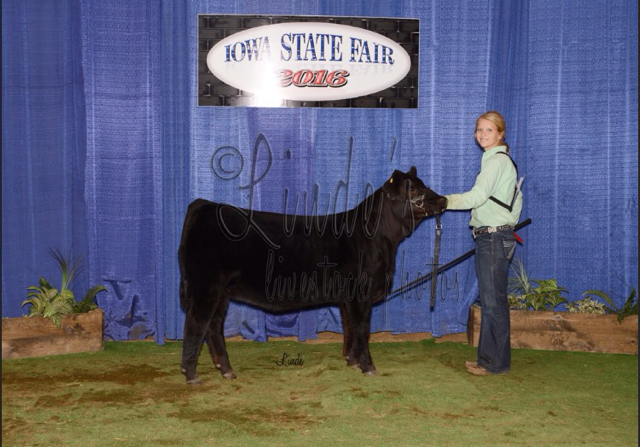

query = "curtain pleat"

[{"left": 81, "top": 0, "right": 163, "bottom": 342}]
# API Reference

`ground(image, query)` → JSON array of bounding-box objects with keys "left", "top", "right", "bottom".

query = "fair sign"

[{"left": 206, "top": 22, "right": 412, "bottom": 103}]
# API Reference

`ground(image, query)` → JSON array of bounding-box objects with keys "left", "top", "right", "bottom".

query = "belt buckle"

[{"left": 487, "top": 226, "right": 497, "bottom": 234}]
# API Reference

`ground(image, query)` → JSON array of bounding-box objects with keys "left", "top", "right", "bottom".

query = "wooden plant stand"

[
  {"left": 467, "top": 306, "right": 638, "bottom": 355},
  {"left": 2, "top": 309, "right": 104, "bottom": 360}
]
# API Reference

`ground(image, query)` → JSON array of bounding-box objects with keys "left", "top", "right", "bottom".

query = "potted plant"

[
  {"left": 467, "top": 259, "right": 638, "bottom": 355},
  {"left": 2, "top": 249, "right": 107, "bottom": 359}
]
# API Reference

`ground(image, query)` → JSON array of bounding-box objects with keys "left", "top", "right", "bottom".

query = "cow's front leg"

[
  {"left": 339, "top": 302, "right": 357, "bottom": 367},
  {"left": 204, "top": 294, "right": 236, "bottom": 379},
  {"left": 181, "top": 304, "right": 215, "bottom": 385},
  {"left": 348, "top": 299, "right": 377, "bottom": 375}
]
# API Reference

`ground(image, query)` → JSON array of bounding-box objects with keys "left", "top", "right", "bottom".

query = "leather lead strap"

[{"left": 430, "top": 214, "right": 442, "bottom": 309}]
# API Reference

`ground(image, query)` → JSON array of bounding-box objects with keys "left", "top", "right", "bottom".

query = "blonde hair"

[{"left": 476, "top": 111, "right": 509, "bottom": 153}]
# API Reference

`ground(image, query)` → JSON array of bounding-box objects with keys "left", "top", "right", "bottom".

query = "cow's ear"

[
  {"left": 407, "top": 166, "right": 417, "bottom": 177},
  {"left": 386, "top": 170, "right": 401, "bottom": 189}
]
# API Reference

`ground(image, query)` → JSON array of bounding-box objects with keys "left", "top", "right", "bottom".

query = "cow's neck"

[{"left": 352, "top": 189, "right": 418, "bottom": 244}]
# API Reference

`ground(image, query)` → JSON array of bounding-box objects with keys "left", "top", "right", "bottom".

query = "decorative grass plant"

[{"left": 22, "top": 248, "right": 106, "bottom": 327}]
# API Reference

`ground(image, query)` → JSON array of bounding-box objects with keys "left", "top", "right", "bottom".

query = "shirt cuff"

[{"left": 444, "top": 194, "right": 459, "bottom": 209}]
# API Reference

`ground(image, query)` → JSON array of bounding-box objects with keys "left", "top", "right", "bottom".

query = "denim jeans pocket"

[{"left": 503, "top": 239, "right": 516, "bottom": 260}]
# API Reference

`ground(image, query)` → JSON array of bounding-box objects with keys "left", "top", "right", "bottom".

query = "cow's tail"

[
  {"left": 178, "top": 239, "right": 190, "bottom": 312},
  {"left": 178, "top": 199, "right": 203, "bottom": 313},
  {"left": 179, "top": 278, "right": 189, "bottom": 313}
]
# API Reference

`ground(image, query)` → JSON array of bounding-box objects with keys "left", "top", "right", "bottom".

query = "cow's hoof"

[
  {"left": 222, "top": 371, "right": 237, "bottom": 380},
  {"left": 182, "top": 368, "right": 201, "bottom": 385},
  {"left": 363, "top": 369, "right": 378, "bottom": 376}
]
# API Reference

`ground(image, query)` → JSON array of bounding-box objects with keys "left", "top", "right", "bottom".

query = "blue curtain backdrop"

[
  {"left": 2, "top": 0, "right": 637, "bottom": 345},
  {"left": 2, "top": 0, "right": 90, "bottom": 316}
]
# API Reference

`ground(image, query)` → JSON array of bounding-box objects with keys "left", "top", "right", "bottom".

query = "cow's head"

[{"left": 383, "top": 166, "right": 448, "bottom": 218}]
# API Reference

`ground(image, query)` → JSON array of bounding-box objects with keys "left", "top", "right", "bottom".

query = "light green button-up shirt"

[{"left": 444, "top": 145, "right": 522, "bottom": 228}]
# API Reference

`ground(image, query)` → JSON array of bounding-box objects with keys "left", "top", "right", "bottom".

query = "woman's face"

[{"left": 475, "top": 118, "right": 504, "bottom": 151}]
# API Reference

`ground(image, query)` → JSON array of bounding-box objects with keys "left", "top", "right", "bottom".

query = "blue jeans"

[{"left": 474, "top": 229, "right": 516, "bottom": 373}]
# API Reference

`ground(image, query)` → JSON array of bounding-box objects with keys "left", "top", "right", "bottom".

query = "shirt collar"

[{"left": 483, "top": 145, "right": 508, "bottom": 159}]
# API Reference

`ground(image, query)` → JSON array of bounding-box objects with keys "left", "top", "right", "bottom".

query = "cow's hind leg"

[
  {"left": 181, "top": 288, "right": 217, "bottom": 385},
  {"left": 349, "top": 300, "right": 377, "bottom": 376},
  {"left": 339, "top": 302, "right": 357, "bottom": 367},
  {"left": 204, "top": 292, "right": 236, "bottom": 379}
]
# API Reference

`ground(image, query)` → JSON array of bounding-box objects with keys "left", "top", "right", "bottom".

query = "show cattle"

[{"left": 178, "top": 167, "right": 447, "bottom": 384}]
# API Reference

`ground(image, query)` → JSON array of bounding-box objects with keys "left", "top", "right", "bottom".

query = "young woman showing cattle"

[{"left": 444, "top": 110, "right": 523, "bottom": 376}]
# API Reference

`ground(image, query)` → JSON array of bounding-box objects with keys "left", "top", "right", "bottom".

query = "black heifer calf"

[{"left": 178, "top": 167, "right": 447, "bottom": 384}]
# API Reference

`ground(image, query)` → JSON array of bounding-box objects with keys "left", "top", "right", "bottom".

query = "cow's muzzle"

[{"left": 412, "top": 195, "right": 448, "bottom": 216}]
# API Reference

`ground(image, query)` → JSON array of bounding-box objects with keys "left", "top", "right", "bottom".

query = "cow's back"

[{"left": 178, "top": 198, "right": 392, "bottom": 312}]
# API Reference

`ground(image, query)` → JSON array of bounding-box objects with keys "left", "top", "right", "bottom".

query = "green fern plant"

[
  {"left": 581, "top": 287, "right": 638, "bottom": 323},
  {"left": 73, "top": 285, "right": 107, "bottom": 314},
  {"left": 22, "top": 249, "right": 106, "bottom": 328}
]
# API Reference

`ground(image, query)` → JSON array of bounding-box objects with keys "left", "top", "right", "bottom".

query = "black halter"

[{"left": 385, "top": 191, "right": 428, "bottom": 212}]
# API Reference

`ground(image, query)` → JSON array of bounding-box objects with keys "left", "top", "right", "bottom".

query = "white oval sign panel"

[{"left": 207, "top": 22, "right": 411, "bottom": 102}]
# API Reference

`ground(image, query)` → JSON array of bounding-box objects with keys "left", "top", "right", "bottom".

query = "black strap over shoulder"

[
  {"left": 496, "top": 151, "right": 518, "bottom": 171},
  {"left": 488, "top": 152, "right": 519, "bottom": 212}
]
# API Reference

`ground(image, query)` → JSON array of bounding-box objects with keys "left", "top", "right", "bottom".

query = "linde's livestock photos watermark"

[
  {"left": 206, "top": 132, "right": 461, "bottom": 306},
  {"left": 179, "top": 133, "right": 447, "bottom": 382},
  {"left": 198, "top": 15, "right": 419, "bottom": 108}
]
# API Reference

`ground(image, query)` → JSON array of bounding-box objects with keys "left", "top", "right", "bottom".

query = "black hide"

[{"left": 179, "top": 167, "right": 447, "bottom": 383}]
